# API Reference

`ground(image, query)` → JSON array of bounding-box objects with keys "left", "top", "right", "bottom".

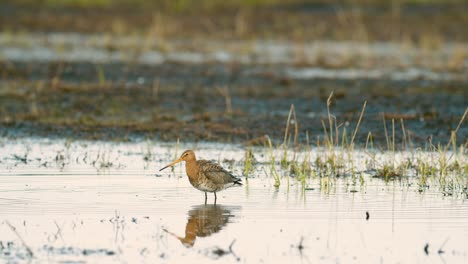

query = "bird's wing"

[{"left": 198, "top": 160, "right": 241, "bottom": 185}]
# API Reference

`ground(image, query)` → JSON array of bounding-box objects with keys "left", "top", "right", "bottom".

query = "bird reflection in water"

[{"left": 164, "top": 204, "right": 240, "bottom": 247}]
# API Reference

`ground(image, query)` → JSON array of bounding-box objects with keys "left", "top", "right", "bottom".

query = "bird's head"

[{"left": 159, "top": 150, "right": 196, "bottom": 171}]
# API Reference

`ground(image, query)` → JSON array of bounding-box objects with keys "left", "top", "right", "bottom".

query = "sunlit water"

[{"left": 0, "top": 138, "right": 467, "bottom": 263}]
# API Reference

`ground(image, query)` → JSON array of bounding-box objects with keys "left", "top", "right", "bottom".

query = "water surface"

[{"left": 0, "top": 139, "right": 467, "bottom": 263}]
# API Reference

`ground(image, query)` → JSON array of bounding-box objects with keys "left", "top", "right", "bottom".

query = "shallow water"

[
  {"left": 1, "top": 33, "right": 467, "bottom": 81},
  {"left": 0, "top": 138, "right": 467, "bottom": 263}
]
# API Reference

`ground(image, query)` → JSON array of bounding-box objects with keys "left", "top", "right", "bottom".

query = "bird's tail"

[{"left": 233, "top": 178, "right": 242, "bottom": 186}]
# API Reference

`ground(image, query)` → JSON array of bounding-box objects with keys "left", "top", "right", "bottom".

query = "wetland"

[{"left": 0, "top": 1, "right": 467, "bottom": 263}]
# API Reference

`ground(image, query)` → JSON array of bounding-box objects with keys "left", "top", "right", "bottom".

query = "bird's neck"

[{"left": 185, "top": 159, "right": 199, "bottom": 179}]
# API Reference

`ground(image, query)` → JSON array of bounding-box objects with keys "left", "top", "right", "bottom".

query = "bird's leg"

[
  {"left": 204, "top": 192, "right": 207, "bottom": 204},
  {"left": 214, "top": 192, "right": 217, "bottom": 204}
]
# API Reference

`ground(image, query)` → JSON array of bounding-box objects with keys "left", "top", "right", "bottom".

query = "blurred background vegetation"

[
  {"left": 2, "top": 0, "right": 467, "bottom": 41},
  {"left": 6, "top": 0, "right": 468, "bottom": 10}
]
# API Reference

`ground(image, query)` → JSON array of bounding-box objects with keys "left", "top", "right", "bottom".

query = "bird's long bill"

[{"left": 159, "top": 157, "right": 183, "bottom": 171}]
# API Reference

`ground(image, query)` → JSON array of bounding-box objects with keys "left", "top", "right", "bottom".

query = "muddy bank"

[{"left": 0, "top": 61, "right": 466, "bottom": 145}]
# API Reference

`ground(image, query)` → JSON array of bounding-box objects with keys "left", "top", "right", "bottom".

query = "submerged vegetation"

[
  {"left": 257, "top": 94, "right": 467, "bottom": 196},
  {"left": 2, "top": 93, "right": 466, "bottom": 197},
  {"left": 203, "top": 93, "right": 465, "bottom": 196}
]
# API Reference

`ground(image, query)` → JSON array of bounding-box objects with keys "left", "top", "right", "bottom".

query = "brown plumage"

[{"left": 159, "top": 150, "right": 242, "bottom": 203}]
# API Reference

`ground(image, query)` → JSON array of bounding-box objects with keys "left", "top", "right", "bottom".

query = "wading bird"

[{"left": 159, "top": 150, "right": 242, "bottom": 204}]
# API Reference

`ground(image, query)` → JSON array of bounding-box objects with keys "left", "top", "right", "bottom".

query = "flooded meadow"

[{"left": 1, "top": 1, "right": 468, "bottom": 263}]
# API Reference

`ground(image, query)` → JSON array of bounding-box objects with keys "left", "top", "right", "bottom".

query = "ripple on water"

[{"left": 0, "top": 138, "right": 467, "bottom": 263}]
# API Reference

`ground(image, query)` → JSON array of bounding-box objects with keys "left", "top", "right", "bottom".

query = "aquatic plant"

[
  {"left": 242, "top": 148, "right": 255, "bottom": 178},
  {"left": 265, "top": 135, "right": 280, "bottom": 188}
]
